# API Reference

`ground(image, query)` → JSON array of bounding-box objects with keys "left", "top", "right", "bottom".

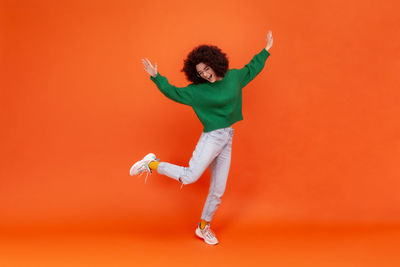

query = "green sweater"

[{"left": 150, "top": 48, "right": 270, "bottom": 132}]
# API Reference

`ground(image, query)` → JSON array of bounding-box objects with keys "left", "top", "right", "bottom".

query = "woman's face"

[{"left": 196, "top": 62, "right": 221, "bottom": 83}]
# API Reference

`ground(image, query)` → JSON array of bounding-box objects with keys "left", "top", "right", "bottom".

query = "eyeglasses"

[{"left": 196, "top": 65, "right": 211, "bottom": 78}]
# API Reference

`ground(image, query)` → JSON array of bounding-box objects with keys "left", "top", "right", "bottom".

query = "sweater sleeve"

[
  {"left": 150, "top": 73, "right": 193, "bottom": 106},
  {"left": 238, "top": 49, "right": 270, "bottom": 88}
]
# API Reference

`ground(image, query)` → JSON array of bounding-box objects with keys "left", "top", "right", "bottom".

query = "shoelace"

[
  {"left": 137, "top": 164, "right": 151, "bottom": 184},
  {"left": 178, "top": 178, "right": 184, "bottom": 190},
  {"left": 137, "top": 158, "right": 159, "bottom": 184},
  {"left": 202, "top": 226, "right": 216, "bottom": 240}
]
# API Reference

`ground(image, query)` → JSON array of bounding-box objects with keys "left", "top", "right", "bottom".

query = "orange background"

[
  {"left": 2, "top": 0, "right": 400, "bottom": 230},
  {"left": 2, "top": 0, "right": 400, "bottom": 262}
]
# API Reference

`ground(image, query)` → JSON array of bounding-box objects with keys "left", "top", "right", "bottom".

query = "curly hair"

[{"left": 181, "top": 45, "right": 229, "bottom": 84}]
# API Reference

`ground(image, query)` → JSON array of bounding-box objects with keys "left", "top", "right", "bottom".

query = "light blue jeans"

[{"left": 157, "top": 127, "right": 234, "bottom": 222}]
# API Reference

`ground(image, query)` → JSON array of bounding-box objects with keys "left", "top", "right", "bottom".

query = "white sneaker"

[
  {"left": 195, "top": 223, "right": 219, "bottom": 245},
  {"left": 129, "top": 153, "right": 157, "bottom": 183}
]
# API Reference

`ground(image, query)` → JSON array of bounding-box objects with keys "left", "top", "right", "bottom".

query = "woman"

[{"left": 130, "top": 31, "right": 273, "bottom": 245}]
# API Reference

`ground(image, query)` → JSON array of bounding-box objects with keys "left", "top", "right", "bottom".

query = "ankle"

[
  {"left": 148, "top": 160, "right": 160, "bottom": 171},
  {"left": 200, "top": 220, "right": 209, "bottom": 230}
]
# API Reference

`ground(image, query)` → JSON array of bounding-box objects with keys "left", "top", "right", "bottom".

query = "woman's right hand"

[
  {"left": 141, "top": 58, "right": 158, "bottom": 77},
  {"left": 265, "top": 30, "right": 273, "bottom": 51}
]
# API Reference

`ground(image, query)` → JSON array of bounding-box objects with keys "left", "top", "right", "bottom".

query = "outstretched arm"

[
  {"left": 239, "top": 31, "right": 273, "bottom": 88},
  {"left": 141, "top": 58, "right": 193, "bottom": 106}
]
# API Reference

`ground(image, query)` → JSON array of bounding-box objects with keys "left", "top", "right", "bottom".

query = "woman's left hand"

[{"left": 265, "top": 30, "right": 273, "bottom": 51}]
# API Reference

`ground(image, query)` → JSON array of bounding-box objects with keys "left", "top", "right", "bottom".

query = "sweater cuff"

[
  {"left": 150, "top": 72, "right": 161, "bottom": 82},
  {"left": 261, "top": 48, "right": 270, "bottom": 58}
]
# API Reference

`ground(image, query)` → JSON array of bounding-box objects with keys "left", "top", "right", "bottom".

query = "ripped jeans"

[{"left": 157, "top": 127, "right": 234, "bottom": 222}]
